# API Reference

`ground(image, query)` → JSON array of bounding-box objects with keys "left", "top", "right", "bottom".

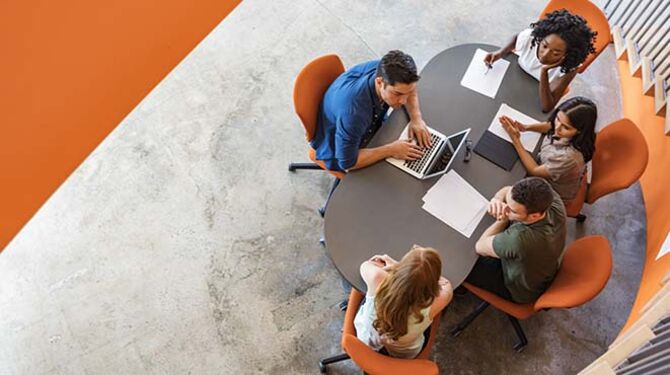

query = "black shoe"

[
  {"left": 338, "top": 299, "right": 348, "bottom": 311},
  {"left": 454, "top": 286, "right": 468, "bottom": 297}
]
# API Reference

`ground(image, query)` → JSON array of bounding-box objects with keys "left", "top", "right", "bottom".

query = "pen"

[{"left": 484, "top": 63, "right": 492, "bottom": 75}]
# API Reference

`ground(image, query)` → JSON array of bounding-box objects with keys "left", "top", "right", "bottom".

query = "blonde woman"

[{"left": 354, "top": 246, "right": 452, "bottom": 358}]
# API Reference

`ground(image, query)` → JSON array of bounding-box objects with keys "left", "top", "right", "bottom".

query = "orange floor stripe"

[{"left": 0, "top": 0, "right": 241, "bottom": 251}]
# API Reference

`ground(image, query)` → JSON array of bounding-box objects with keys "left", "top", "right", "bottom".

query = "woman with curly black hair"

[
  {"left": 484, "top": 9, "right": 597, "bottom": 112},
  {"left": 499, "top": 96, "right": 597, "bottom": 202}
]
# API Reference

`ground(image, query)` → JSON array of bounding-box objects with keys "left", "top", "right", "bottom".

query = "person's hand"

[
  {"left": 500, "top": 115, "right": 526, "bottom": 132},
  {"left": 541, "top": 56, "right": 565, "bottom": 72},
  {"left": 483, "top": 50, "right": 503, "bottom": 68},
  {"left": 380, "top": 254, "right": 398, "bottom": 271},
  {"left": 369, "top": 255, "right": 386, "bottom": 267},
  {"left": 488, "top": 197, "right": 508, "bottom": 221},
  {"left": 438, "top": 277, "right": 452, "bottom": 292},
  {"left": 500, "top": 116, "right": 521, "bottom": 142},
  {"left": 389, "top": 139, "right": 424, "bottom": 160},
  {"left": 408, "top": 118, "right": 431, "bottom": 148}
]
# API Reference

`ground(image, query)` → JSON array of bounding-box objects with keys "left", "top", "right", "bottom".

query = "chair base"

[
  {"left": 288, "top": 162, "right": 322, "bottom": 171},
  {"left": 451, "top": 300, "right": 528, "bottom": 352},
  {"left": 450, "top": 300, "right": 489, "bottom": 337},
  {"left": 319, "top": 178, "right": 341, "bottom": 218},
  {"left": 319, "top": 353, "right": 350, "bottom": 373},
  {"left": 507, "top": 315, "right": 528, "bottom": 352}
]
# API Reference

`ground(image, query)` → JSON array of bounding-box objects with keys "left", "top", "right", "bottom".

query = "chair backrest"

[
  {"left": 340, "top": 289, "right": 441, "bottom": 375},
  {"left": 293, "top": 54, "right": 345, "bottom": 141},
  {"left": 587, "top": 118, "right": 649, "bottom": 204},
  {"left": 564, "top": 171, "right": 588, "bottom": 217},
  {"left": 342, "top": 335, "right": 439, "bottom": 375},
  {"left": 535, "top": 235, "right": 612, "bottom": 311},
  {"left": 539, "top": 0, "right": 611, "bottom": 73}
]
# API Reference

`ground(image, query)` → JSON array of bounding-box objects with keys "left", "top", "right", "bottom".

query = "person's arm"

[
  {"left": 484, "top": 34, "right": 518, "bottom": 66},
  {"left": 360, "top": 255, "right": 388, "bottom": 295},
  {"left": 429, "top": 277, "right": 453, "bottom": 319},
  {"left": 348, "top": 140, "right": 423, "bottom": 171},
  {"left": 499, "top": 115, "right": 551, "bottom": 134},
  {"left": 336, "top": 113, "right": 423, "bottom": 171},
  {"left": 525, "top": 122, "right": 552, "bottom": 133},
  {"left": 474, "top": 218, "right": 509, "bottom": 258},
  {"left": 539, "top": 65, "right": 577, "bottom": 112},
  {"left": 405, "top": 93, "right": 431, "bottom": 148},
  {"left": 500, "top": 117, "right": 551, "bottom": 178}
]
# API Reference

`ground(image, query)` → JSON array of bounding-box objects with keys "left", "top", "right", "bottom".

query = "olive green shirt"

[{"left": 492, "top": 189, "right": 567, "bottom": 303}]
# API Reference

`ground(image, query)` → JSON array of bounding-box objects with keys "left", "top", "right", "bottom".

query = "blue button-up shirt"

[{"left": 310, "top": 60, "right": 389, "bottom": 171}]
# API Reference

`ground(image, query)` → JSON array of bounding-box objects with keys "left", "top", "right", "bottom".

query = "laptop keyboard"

[{"left": 403, "top": 133, "right": 443, "bottom": 173}]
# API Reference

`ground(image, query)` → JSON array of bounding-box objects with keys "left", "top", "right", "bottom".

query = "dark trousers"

[{"left": 465, "top": 256, "right": 513, "bottom": 300}]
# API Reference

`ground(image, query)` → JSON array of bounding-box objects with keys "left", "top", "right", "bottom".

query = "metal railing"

[{"left": 604, "top": 0, "right": 670, "bottom": 124}]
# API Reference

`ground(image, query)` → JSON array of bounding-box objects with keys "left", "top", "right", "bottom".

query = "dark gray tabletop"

[{"left": 324, "top": 43, "right": 546, "bottom": 292}]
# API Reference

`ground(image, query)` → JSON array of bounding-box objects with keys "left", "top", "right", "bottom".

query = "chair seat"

[
  {"left": 343, "top": 334, "right": 439, "bottom": 375},
  {"left": 462, "top": 282, "right": 536, "bottom": 320},
  {"left": 309, "top": 147, "right": 346, "bottom": 179}
]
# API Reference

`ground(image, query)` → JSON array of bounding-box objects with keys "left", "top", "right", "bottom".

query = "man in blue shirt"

[{"left": 311, "top": 50, "right": 431, "bottom": 172}]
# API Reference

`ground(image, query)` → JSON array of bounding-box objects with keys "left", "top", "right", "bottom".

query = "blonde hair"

[{"left": 372, "top": 247, "right": 442, "bottom": 340}]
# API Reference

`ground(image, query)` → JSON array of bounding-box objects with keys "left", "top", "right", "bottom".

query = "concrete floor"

[{"left": 0, "top": 0, "right": 645, "bottom": 374}]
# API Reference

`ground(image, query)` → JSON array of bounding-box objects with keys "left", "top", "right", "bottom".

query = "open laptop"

[{"left": 386, "top": 125, "right": 471, "bottom": 179}]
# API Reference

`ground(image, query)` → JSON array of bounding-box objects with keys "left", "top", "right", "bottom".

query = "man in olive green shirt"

[{"left": 465, "top": 177, "right": 566, "bottom": 303}]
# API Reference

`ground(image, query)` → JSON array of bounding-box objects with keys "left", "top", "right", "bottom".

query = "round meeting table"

[{"left": 324, "top": 43, "right": 548, "bottom": 293}]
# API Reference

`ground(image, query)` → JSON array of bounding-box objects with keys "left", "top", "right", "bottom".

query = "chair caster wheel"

[
  {"left": 318, "top": 362, "right": 327, "bottom": 373},
  {"left": 514, "top": 344, "right": 527, "bottom": 353},
  {"left": 450, "top": 328, "right": 463, "bottom": 337}
]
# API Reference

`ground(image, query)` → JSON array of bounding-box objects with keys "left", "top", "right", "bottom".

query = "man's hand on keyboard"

[
  {"left": 408, "top": 118, "right": 432, "bottom": 148},
  {"left": 389, "top": 139, "right": 424, "bottom": 160}
]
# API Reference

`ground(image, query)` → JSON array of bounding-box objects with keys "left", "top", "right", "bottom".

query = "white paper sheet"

[
  {"left": 460, "top": 48, "right": 510, "bottom": 99},
  {"left": 655, "top": 230, "right": 670, "bottom": 260},
  {"left": 421, "top": 170, "right": 488, "bottom": 238},
  {"left": 488, "top": 103, "right": 542, "bottom": 152}
]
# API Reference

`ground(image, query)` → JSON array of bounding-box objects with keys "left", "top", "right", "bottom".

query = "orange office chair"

[
  {"left": 288, "top": 54, "right": 346, "bottom": 217},
  {"left": 564, "top": 118, "right": 649, "bottom": 222},
  {"left": 451, "top": 235, "right": 612, "bottom": 352},
  {"left": 288, "top": 54, "right": 346, "bottom": 180},
  {"left": 319, "top": 289, "right": 442, "bottom": 375},
  {"left": 539, "top": 0, "right": 611, "bottom": 73}
]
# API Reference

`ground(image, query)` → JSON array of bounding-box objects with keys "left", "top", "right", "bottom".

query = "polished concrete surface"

[{"left": 0, "top": 1, "right": 645, "bottom": 374}]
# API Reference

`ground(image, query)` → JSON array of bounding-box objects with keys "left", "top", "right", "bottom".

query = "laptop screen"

[
  {"left": 427, "top": 130, "right": 468, "bottom": 175},
  {"left": 448, "top": 132, "right": 466, "bottom": 151}
]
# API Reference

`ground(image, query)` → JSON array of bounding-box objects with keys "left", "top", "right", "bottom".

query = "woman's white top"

[
  {"left": 354, "top": 295, "right": 432, "bottom": 359},
  {"left": 514, "top": 28, "right": 564, "bottom": 82}
]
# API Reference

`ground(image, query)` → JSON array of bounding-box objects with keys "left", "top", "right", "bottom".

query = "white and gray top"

[
  {"left": 514, "top": 28, "right": 565, "bottom": 82},
  {"left": 354, "top": 295, "right": 432, "bottom": 359},
  {"left": 538, "top": 137, "right": 586, "bottom": 201}
]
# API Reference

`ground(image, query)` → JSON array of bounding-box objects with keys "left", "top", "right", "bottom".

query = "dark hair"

[
  {"left": 376, "top": 50, "right": 420, "bottom": 85},
  {"left": 511, "top": 177, "right": 554, "bottom": 214},
  {"left": 548, "top": 96, "right": 597, "bottom": 162},
  {"left": 530, "top": 9, "right": 597, "bottom": 73}
]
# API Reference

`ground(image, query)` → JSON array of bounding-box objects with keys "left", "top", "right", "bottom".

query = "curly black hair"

[
  {"left": 530, "top": 9, "right": 597, "bottom": 73},
  {"left": 547, "top": 96, "right": 597, "bottom": 162}
]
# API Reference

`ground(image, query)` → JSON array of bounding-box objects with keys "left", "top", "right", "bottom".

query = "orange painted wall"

[
  {"left": 617, "top": 59, "right": 670, "bottom": 332},
  {"left": 0, "top": 0, "right": 241, "bottom": 251}
]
